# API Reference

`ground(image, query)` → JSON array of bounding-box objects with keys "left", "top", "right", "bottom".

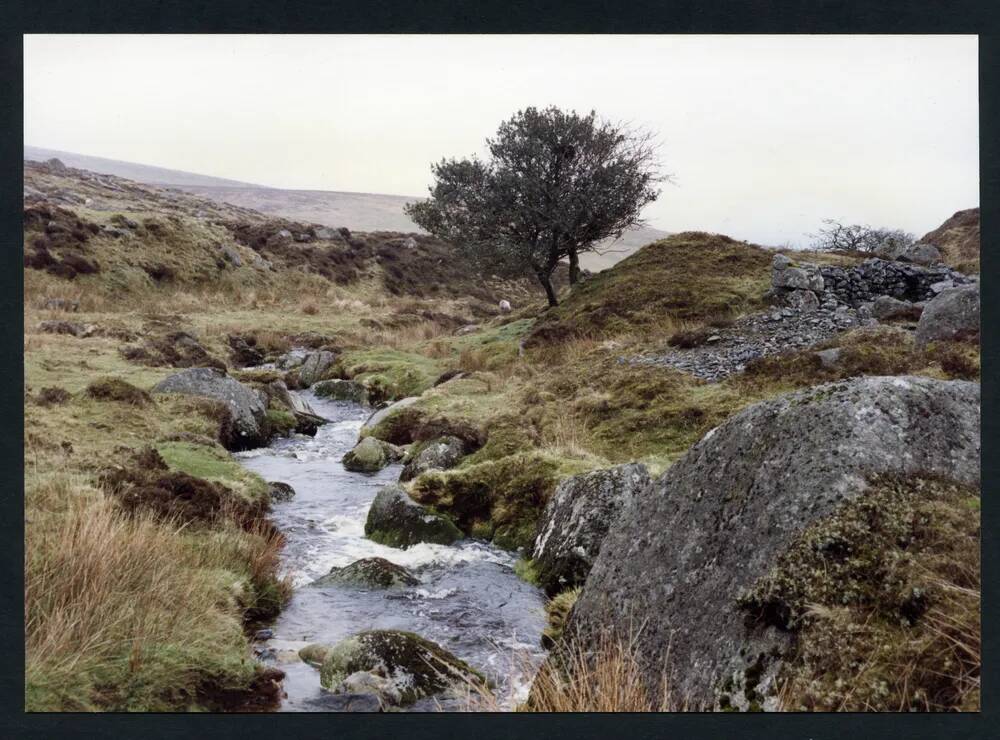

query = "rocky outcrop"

[
  {"left": 313, "top": 379, "right": 369, "bottom": 404},
  {"left": 915, "top": 283, "right": 980, "bottom": 347},
  {"left": 318, "top": 630, "right": 486, "bottom": 706},
  {"left": 297, "top": 350, "right": 337, "bottom": 387},
  {"left": 310, "top": 557, "right": 418, "bottom": 589},
  {"left": 152, "top": 368, "right": 268, "bottom": 450},
  {"left": 361, "top": 396, "right": 421, "bottom": 436},
  {"left": 399, "top": 436, "right": 466, "bottom": 482},
  {"left": 365, "top": 485, "right": 462, "bottom": 548},
  {"left": 565, "top": 376, "right": 980, "bottom": 710},
  {"left": 342, "top": 437, "right": 402, "bottom": 473},
  {"left": 532, "top": 463, "right": 650, "bottom": 596}
]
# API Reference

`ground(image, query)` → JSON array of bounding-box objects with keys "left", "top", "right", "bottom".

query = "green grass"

[
  {"left": 339, "top": 348, "right": 445, "bottom": 402},
  {"left": 155, "top": 441, "right": 269, "bottom": 502}
]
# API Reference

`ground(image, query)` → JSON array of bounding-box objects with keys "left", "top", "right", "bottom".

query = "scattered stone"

[
  {"left": 455, "top": 324, "right": 480, "bottom": 336},
  {"left": 915, "top": 283, "right": 980, "bottom": 347},
  {"left": 38, "top": 320, "right": 92, "bottom": 337},
  {"left": 365, "top": 485, "right": 462, "bottom": 548},
  {"left": 311, "top": 557, "right": 418, "bottom": 589},
  {"left": 399, "top": 436, "right": 466, "bottom": 482},
  {"left": 42, "top": 298, "right": 79, "bottom": 312},
  {"left": 566, "top": 376, "right": 980, "bottom": 710},
  {"left": 533, "top": 463, "right": 651, "bottom": 596}
]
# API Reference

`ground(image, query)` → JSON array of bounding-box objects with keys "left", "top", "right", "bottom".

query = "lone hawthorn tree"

[{"left": 405, "top": 107, "right": 661, "bottom": 306}]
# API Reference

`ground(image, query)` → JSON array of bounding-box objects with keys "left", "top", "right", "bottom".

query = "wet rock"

[
  {"left": 265, "top": 380, "right": 327, "bottom": 435},
  {"left": 399, "top": 436, "right": 465, "bottom": 482},
  {"left": 268, "top": 481, "right": 296, "bottom": 502},
  {"left": 343, "top": 437, "right": 402, "bottom": 473},
  {"left": 318, "top": 630, "right": 485, "bottom": 705},
  {"left": 872, "top": 295, "right": 922, "bottom": 321},
  {"left": 365, "top": 485, "right": 462, "bottom": 548},
  {"left": 298, "top": 350, "right": 337, "bottom": 387},
  {"left": 915, "top": 283, "right": 980, "bottom": 347},
  {"left": 254, "top": 628, "right": 274, "bottom": 641},
  {"left": 533, "top": 463, "right": 650, "bottom": 596},
  {"left": 566, "top": 376, "right": 980, "bottom": 710},
  {"left": 152, "top": 368, "right": 267, "bottom": 450},
  {"left": 311, "top": 557, "right": 419, "bottom": 589},
  {"left": 305, "top": 692, "right": 383, "bottom": 712},
  {"left": 314, "top": 379, "right": 369, "bottom": 404}
]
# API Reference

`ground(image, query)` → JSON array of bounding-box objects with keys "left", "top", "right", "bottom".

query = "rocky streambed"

[{"left": 235, "top": 391, "right": 547, "bottom": 712}]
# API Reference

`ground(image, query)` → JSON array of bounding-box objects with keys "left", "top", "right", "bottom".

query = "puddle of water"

[{"left": 236, "top": 392, "right": 547, "bottom": 712}]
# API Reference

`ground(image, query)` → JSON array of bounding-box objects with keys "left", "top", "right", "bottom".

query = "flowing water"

[{"left": 235, "top": 391, "right": 547, "bottom": 711}]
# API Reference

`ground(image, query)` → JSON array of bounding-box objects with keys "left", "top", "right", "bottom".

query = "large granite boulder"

[
  {"left": 566, "top": 376, "right": 980, "bottom": 710},
  {"left": 771, "top": 254, "right": 824, "bottom": 292},
  {"left": 872, "top": 295, "right": 922, "bottom": 321},
  {"left": 342, "top": 437, "right": 402, "bottom": 473},
  {"left": 874, "top": 240, "right": 942, "bottom": 266},
  {"left": 399, "top": 436, "right": 466, "bottom": 482},
  {"left": 318, "top": 630, "right": 486, "bottom": 706},
  {"left": 365, "top": 485, "right": 462, "bottom": 548},
  {"left": 310, "top": 557, "right": 418, "bottom": 589},
  {"left": 152, "top": 368, "right": 267, "bottom": 450},
  {"left": 532, "top": 463, "right": 650, "bottom": 596},
  {"left": 915, "top": 283, "right": 980, "bottom": 347}
]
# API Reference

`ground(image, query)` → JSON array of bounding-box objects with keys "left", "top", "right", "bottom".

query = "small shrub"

[
  {"left": 35, "top": 386, "right": 72, "bottom": 406},
  {"left": 85, "top": 377, "right": 152, "bottom": 406}
]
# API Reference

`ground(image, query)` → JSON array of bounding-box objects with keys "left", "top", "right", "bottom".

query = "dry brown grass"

[{"left": 25, "top": 487, "right": 255, "bottom": 710}]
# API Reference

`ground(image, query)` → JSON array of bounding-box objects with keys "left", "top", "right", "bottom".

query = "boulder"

[
  {"left": 915, "top": 284, "right": 980, "bottom": 347},
  {"left": 360, "top": 396, "right": 421, "bottom": 436},
  {"left": 813, "top": 347, "right": 841, "bottom": 369},
  {"left": 872, "top": 295, "right": 922, "bottom": 321},
  {"left": 532, "top": 463, "right": 650, "bottom": 596},
  {"left": 314, "top": 379, "right": 369, "bottom": 404},
  {"left": 268, "top": 481, "right": 296, "bottom": 503},
  {"left": 318, "top": 630, "right": 485, "bottom": 705},
  {"left": 298, "top": 350, "right": 337, "bottom": 387},
  {"left": 365, "top": 485, "right": 462, "bottom": 548},
  {"left": 266, "top": 379, "right": 327, "bottom": 434},
  {"left": 152, "top": 368, "right": 267, "bottom": 450},
  {"left": 342, "top": 437, "right": 402, "bottom": 473},
  {"left": 399, "top": 436, "right": 466, "bottom": 482},
  {"left": 565, "top": 376, "right": 980, "bottom": 710},
  {"left": 772, "top": 255, "right": 824, "bottom": 293},
  {"left": 311, "top": 557, "right": 418, "bottom": 589},
  {"left": 274, "top": 350, "right": 307, "bottom": 370},
  {"left": 299, "top": 643, "right": 332, "bottom": 667},
  {"left": 875, "top": 240, "right": 942, "bottom": 266}
]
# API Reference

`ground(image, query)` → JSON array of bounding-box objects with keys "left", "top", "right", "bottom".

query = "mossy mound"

[
  {"left": 342, "top": 436, "right": 401, "bottom": 473},
  {"left": 85, "top": 377, "right": 152, "bottom": 406},
  {"left": 738, "top": 474, "right": 980, "bottom": 711},
  {"left": 542, "top": 587, "right": 581, "bottom": 648},
  {"left": 318, "top": 630, "right": 486, "bottom": 705},
  {"left": 525, "top": 232, "right": 773, "bottom": 347},
  {"left": 311, "top": 557, "right": 418, "bottom": 589},
  {"left": 410, "top": 452, "right": 586, "bottom": 551}
]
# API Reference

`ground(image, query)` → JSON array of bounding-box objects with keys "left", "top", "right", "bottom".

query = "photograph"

[{"left": 20, "top": 32, "right": 981, "bottom": 716}]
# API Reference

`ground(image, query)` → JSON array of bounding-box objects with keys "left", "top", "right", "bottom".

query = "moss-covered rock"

[
  {"left": 342, "top": 436, "right": 401, "bottom": 473},
  {"left": 364, "top": 485, "right": 462, "bottom": 548},
  {"left": 313, "top": 379, "right": 369, "bottom": 404},
  {"left": 299, "top": 643, "right": 332, "bottom": 667},
  {"left": 310, "top": 557, "right": 418, "bottom": 589},
  {"left": 318, "top": 630, "right": 486, "bottom": 705},
  {"left": 399, "top": 435, "right": 466, "bottom": 482}
]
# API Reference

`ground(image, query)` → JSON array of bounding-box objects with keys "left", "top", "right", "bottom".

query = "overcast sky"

[{"left": 25, "top": 34, "right": 978, "bottom": 247}]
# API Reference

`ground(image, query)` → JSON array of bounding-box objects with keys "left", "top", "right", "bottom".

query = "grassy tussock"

[{"left": 25, "top": 489, "right": 260, "bottom": 711}]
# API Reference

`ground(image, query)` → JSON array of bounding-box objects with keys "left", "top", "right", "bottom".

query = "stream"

[{"left": 235, "top": 391, "right": 548, "bottom": 711}]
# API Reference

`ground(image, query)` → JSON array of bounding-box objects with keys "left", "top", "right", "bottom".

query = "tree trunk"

[
  {"left": 568, "top": 249, "right": 581, "bottom": 285},
  {"left": 536, "top": 269, "right": 559, "bottom": 307}
]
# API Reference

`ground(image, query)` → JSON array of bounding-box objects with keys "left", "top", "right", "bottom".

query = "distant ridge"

[{"left": 24, "top": 145, "right": 671, "bottom": 269}]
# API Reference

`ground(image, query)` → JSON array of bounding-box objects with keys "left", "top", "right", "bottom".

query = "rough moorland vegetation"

[{"left": 23, "top": 155, "right": 980, "bottom": 712}]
